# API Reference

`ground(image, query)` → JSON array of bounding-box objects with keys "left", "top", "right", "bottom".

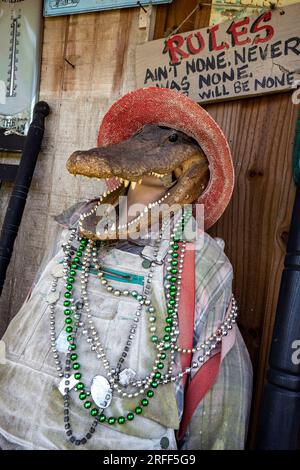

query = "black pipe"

[
  {"left": 0, "top": 101, "right": 50, "bottom": 297},
  {"left": 256, "top": 173, "right": 300, "bottom": 449}
]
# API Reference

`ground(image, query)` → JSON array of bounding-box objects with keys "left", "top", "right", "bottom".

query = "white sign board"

[{"left": 136, "top": 3, "right": 300, "bottom": 103}]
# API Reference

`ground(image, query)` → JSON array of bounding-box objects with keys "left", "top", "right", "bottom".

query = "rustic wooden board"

[
  {"left": 206, "top": 94, "right": 297, "bottom": 445},
  {"left": 0, "top": 5, "right": 157, "bottom": 333},
  {"left": 137, "top": 3, "right": 300, "bottom": 103},
  {"left": 0, "top": 8, "right": 141, "bottom": 334},
  {"left": 153, "top": 1, "right": 299, "bottom": 446}
]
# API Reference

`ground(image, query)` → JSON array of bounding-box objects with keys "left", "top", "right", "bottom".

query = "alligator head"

[{"left": 67, "top": 124, "right": 209, "bottom": 239}]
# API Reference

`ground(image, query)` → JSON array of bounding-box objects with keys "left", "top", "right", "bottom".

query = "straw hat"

[{"left": 98, "top": 87, "right": 234, "bottom": 229}]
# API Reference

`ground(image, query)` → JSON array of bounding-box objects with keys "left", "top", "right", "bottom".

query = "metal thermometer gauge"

[
  {"left": 0, "top": 0, "right": 42, "bottom": 151},
  {"left": 7, "top": 11, "right": 20, "bottom": 99}
]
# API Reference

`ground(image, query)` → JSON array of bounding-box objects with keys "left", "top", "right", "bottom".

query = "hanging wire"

[{"left": 168, "top": 3, "right": 201, "bottom": 37}]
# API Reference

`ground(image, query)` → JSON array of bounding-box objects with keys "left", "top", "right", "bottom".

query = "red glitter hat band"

[{"left": 98, "top": 87, "right": 234, "bottom": 229}]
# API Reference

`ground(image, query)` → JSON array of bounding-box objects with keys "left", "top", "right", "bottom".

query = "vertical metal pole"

[
  {"left": 257, "top": 115, "right": 300, "bottom": 449},
  {"left": 0, "top": 101, "right": 50, "bottom": 297}
]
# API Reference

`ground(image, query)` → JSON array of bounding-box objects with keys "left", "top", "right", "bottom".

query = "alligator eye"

[{"left": 168, "top": 133, "right": 178, "bottom": 142}]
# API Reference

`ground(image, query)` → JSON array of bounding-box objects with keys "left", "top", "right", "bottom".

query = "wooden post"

[
  {"left": 0, "top": 101, "right": 50, "bottom": 297},
  {"left": 256, "top": 113, "right": 300, "bottom": 449}
]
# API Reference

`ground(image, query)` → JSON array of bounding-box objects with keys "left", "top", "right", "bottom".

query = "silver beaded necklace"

[
  {"left": 73, "top": 214, "right": 183, "bottom": 397},
  {"left": 48, "top": 203, "right": 238, "bottom": 446}
]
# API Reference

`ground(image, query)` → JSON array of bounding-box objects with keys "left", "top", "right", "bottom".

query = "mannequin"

[{"left": 0, "top": 88, "right": 252, "bottom": 450}]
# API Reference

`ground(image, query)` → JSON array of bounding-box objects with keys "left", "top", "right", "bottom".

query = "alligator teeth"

[
  {"left": 124, "top": 179, "right": 130, "bottom": 187},
  {"left": 138, "top": 179, "right": 142, "bottom": 184},
  {"left": 131, "top": 182, "right": 137, "bottom": 190}
]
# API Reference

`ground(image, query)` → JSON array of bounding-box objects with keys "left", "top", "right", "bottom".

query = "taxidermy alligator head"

[{"left": 67, "top": 124, "right": 209, "bottom": 239}]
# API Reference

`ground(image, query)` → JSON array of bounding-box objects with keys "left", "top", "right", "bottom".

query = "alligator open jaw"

[{"left": 66, "top": 124, "right": 210, "bottom": 239}]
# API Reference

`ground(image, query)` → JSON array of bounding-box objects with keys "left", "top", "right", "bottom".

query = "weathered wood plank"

[
  {"left": 206, "top": 93, "right": 298, "bottom": 445},
  {"left": 0, "top": 8, "right": 141, "bottom": 333},
  {"left": 154, "top": 0, "right": 208, "bottom": 38},
  {"left": 153, "top": 0, "right": 298, "bottom": 446}
]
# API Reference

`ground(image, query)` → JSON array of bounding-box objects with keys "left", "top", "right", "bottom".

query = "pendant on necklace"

[
  {"left": 142, "top": 259, "right": 152, "bottom": 269},
  {"left": 46, "top": 290, "right": 60, "bottom": 304},
  {"left": 118, "top": 368, "right": 136, "bottom": 387},
  {"left": 51, "top": 263, "right": 64, "bottom": 278},
  {"left": 91, "top": 375, "right": 112, "bottom": 409},
  {"left": 58, "top": 374, "right": 79, "bottom": 395}
]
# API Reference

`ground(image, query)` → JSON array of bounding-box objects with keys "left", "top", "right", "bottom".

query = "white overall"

[{"left": 0, "top": 227, "right": 181, "bottom": 450}]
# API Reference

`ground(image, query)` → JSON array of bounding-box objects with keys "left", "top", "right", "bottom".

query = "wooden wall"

[
  {"left": 0, "top": 0, "right": 299, "bottom": 446},
  {"left": 0, "top": 7, "right": 142, "bottom": 335}
]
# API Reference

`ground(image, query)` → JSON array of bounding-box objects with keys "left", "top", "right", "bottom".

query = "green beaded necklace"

[{"left": 58, "top": 207, "right": 192, "bottom": 437}]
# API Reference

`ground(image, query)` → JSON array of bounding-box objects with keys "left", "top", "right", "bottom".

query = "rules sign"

[{"left": 136, "top": 3, "right": 300, "bottom": 103}]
